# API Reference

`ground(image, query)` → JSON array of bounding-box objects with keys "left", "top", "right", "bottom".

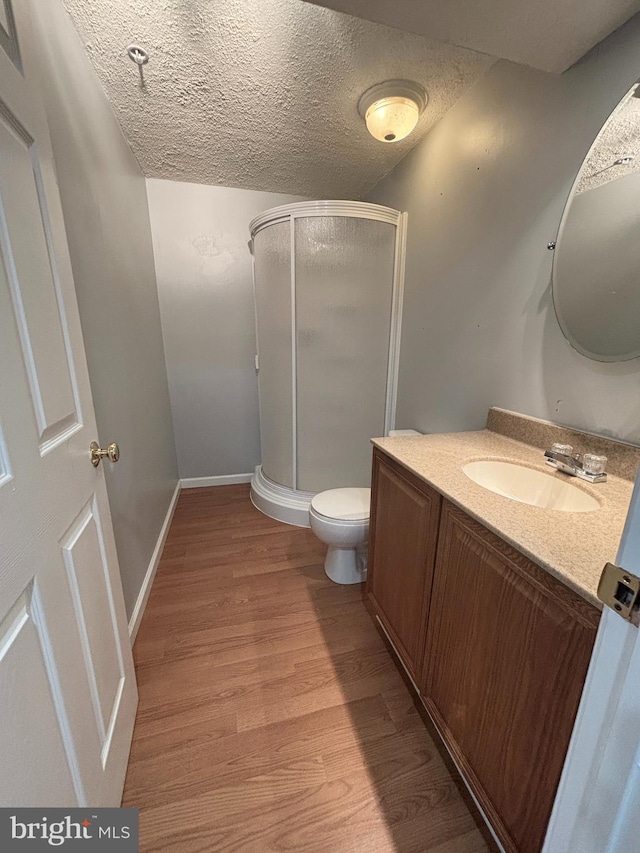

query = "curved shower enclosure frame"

[{"left": 249, "top": 200, "right": 407, "bottom": 526}]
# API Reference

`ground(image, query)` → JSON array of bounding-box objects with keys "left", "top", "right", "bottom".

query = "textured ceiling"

[
  {"left": 61, "top": 0, "right": 495, "bottom": 198},
  {"left": 577, "top": 87, "right": 640, "bottom": 193},
  {"left": 303, "top": 0, "right": 640, "bottom": 73}
]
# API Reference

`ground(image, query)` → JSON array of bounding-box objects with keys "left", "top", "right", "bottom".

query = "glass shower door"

[
  {"left": 253, "top": 222, "right": 294, "bottom": 488},
  {"left": 295, "top": 216, "right": 396, "bottom": 492}
]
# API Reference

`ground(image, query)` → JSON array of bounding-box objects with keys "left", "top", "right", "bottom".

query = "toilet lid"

[{"left": 311, "top": 488, "right": 371, "bottom": 521}]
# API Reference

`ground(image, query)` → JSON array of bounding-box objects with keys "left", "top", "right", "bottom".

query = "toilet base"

[{"left": 324, "top": 544, "right": 368, "bottom": 585}]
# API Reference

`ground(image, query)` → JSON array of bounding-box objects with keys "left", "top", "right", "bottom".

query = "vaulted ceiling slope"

[
  {"left": 304, "top": 0, "right": 640, "bottom": 73},
  {"left": 62, "top": 0, "right": 496, "bottom": 198}
]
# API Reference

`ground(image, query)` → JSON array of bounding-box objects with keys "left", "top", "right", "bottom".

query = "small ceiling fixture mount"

[
  {"left": 358, "top": 80, "right": 427, "bottom": 143},
  {"left": 127, "top": 44, "right": 149, "bottom": 66},
  {"left": 127, "top": 44, "right": 149, "bottom": 84}
]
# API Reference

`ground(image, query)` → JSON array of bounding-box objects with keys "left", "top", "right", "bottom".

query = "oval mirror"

[{"left": 553, "top": 82, "right": 640, "bottom": 361}]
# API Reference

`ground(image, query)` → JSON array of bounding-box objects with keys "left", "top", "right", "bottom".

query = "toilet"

[
  {"left": 308, "top": 432, "right": 421, "bottom": 584},
  {"left": 309, "top": 487, "right": 371, "bottom": 584}
]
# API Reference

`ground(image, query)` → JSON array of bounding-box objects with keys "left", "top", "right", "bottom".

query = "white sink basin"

[{"left": 463, "top": 460, "right": 600, "bottom": 512}]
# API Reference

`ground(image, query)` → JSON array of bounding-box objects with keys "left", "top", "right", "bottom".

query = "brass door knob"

[{"left": 90, "top": 441, "right": 120, "bottom": 467}]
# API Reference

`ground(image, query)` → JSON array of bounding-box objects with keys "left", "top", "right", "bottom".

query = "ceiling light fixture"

[{"left": 358, "top": 80, "right": 427, "bottom": 143}]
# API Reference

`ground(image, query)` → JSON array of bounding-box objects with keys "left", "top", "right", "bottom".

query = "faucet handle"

[
  {"left": 551, "top": 443, "right": 573, "bottom": 455},
  {"left": 583, "top": 453, "right": 607, "bottom": 475}
]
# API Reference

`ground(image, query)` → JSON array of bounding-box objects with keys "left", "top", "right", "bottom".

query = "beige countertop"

[{"left": 372, "top": 429, "right": 635, "bottom": 609}]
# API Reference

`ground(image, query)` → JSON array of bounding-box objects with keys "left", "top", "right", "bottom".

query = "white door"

[
  {"left": 543, "top": 473, "right": 640, "bottom": 852},
  {"left": 0, "top": 1, "right": 137, "bottom": 807}
]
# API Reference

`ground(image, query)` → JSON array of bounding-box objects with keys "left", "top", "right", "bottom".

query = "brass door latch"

[
  {"left": 90, "top": 441, "right": 120, "bottom": 468},
  {"left": 598, "top": 562, "right": 640, "bottom": 626}
]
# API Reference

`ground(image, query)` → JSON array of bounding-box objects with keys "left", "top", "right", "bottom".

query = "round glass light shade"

[{"left": 365, "top": 96, "right": 420, "bottom": 142}]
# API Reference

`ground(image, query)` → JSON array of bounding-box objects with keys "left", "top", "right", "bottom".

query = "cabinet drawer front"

[
  {"left": 423, "top": 501, "right": 599, "bottom": 853},
  {"left": 367, "top": 452, "right": 441, "bottom": 679}
]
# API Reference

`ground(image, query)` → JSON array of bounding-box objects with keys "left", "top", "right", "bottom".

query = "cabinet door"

[
  {"left": 367, "top": 451, "right": 441, "bottom": 682},
  {"left": 422, "top": 501, "right": 599, "bottom": 853}
]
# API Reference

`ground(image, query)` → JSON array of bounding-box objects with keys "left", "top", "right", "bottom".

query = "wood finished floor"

[{"left": 123, "top": 485, "right": 495, "bottom": 853}]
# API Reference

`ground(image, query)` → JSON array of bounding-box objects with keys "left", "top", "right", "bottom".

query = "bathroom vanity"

[{"left": 367, "top": 410, "right": 637, "bottom": 853}]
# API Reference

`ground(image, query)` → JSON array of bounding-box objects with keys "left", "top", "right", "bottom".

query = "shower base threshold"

[{"left": 250, "top": 466, "right": 315, "bottom": 528}]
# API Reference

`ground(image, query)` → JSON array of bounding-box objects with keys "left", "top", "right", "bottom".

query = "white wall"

[
  {"left": 367, "top": 17, "right": 640, "bottom": 444},
  {"left": 147, "top": 180, "right": 309, "bottom": 479},
  {"left": 28, "top": 2, "right": 179, "bottom": 619}
]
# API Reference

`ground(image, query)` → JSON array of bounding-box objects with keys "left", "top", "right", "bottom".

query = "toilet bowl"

[{"left": 309, "top": 488, "right": 371, "bottom": 584}]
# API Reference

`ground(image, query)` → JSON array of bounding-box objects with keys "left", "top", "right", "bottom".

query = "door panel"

[
  {"left": 253, "top": 222, "right": 294, "bottom": 488},
  {"left": 295, "top": 217, "right": 395, "bottom": 491},
  {"left": 0, "top": 586, "right": 79, "bottom": 807},
  {"left": 0, "top": 104, "right": 80, "bottom": 452},
  {"left": 423, "top": 501, "right": 599, "bottom": 853},
  {"left": 367, "top": 451, "right": 441, "bottom": 681},
  {"left": 0, "top": 1, "right": 137, "bottom": 807},
  {"left": 0, "top": 0, "right": 20, "bottom": 70},
  {"left": 60, "top": 499, "right": 126, "bottom": 755}
]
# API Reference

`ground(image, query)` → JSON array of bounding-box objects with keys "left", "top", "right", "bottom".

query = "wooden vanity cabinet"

[
  {"left": 367, "top": 449, "right": 601, "bottom": 853},
  {"left": 422, "top": 500, "right": 600, "bottom": 853},
  {"left": 366, "top": 449, "right": 441, "bottom": 683}
]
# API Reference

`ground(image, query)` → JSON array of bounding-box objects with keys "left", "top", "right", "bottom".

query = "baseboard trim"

[
  {"left": 180, "top": 473, "right": 253, "bottom": 488},
  {"left": 128, "top": 479, "right": 181, "bottom": 643}
]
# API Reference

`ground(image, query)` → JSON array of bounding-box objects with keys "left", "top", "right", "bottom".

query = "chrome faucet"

[{"left": 544, "top": 448, "right": 607, "bottom": 483}]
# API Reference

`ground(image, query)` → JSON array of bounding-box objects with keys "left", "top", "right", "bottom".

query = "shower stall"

[{"left": 249, "top": 201, "right": 406, "bottom": 526}]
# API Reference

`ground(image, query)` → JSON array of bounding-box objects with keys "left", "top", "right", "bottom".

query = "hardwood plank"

[
  {"left": 235, "top": 645, "right": 408, "bottom": 732},
  {"left": 126, "top": 695, "right": 396, "bottom": 809},
  {"left": 123, "top": 484, "right": 495, "bottom": 852},
  {"left": 128, "top": 709, "right": 238, "bottom": 761},
  {"left": 137, "top": 761, "right": 479, "bottom": 853}
]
